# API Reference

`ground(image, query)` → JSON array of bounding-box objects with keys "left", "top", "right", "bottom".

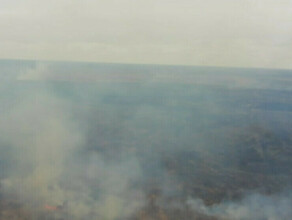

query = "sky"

[{"left": 0, "top": 0, "right": 292, "bottom": 69}]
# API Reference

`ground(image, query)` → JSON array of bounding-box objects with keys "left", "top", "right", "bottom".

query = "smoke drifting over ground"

[
  {"left": 0, "top": 89, "right": 144, "bottom": 219},
  {"left": 188, "top": 192, "right": 292, "bottom": 220},
  {"left": 0, "top": 60, "right": 292, "bottom": 219}
]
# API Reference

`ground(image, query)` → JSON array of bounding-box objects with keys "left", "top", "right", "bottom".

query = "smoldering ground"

[{"left": 0, "top": 60, "right": 292, "bottom": 219}]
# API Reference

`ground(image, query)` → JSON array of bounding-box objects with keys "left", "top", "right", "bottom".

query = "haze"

[
  {"left": 1, "top": 0, "right": 292, "bottom": 69},
  {"left": 0, "top": 60, "right": 292, "bottom": 219}
]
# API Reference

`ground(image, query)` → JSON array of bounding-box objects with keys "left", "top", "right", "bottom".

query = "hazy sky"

[{"left": 1, "top": 0, "right": 292, "bottom": 69}]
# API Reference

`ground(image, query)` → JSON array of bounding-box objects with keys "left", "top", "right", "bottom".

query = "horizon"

[{"left": 2, "top": 58, "right": 292, "bottom": 71}]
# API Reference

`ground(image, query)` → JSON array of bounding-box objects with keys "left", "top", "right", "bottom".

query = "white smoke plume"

[{"left": 0, "top": 81, "right": 145, "bottom": 219}]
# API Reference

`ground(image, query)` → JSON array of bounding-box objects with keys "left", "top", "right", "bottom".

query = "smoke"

[
  {"left": 187, "top": 192, "right": 292, "bottom": 220},
  {"left": 0, "top": 79, "right": 145, "bottom": 219},
  {"left": 1, "top": 60, "right": 292, "bottom": 219},
  {"left": 17, "top": 63, "right": 50, "bottom": 81},
  {"left": 0, "top": 92, "right": 81, "bottom": 205}
]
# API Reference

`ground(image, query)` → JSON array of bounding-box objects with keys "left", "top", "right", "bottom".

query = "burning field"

[{"left": 0, "top": 60, "right": 292, "bottom": 219}]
